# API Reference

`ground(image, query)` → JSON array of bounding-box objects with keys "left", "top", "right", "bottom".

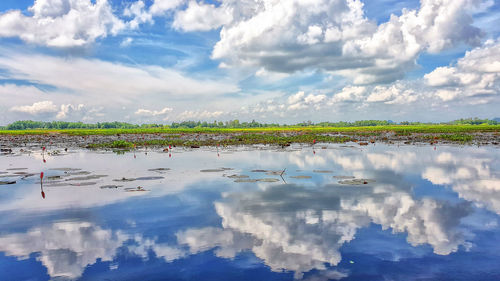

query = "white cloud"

[
  {"left": 9, "top": 100, "right": 88, "bottom": 120},
  {"left": 178, "top": 180, "right": 471, "bottom": 279},
  {"left": 176, "top": 110, "right": 225, "bottom": 120},
  {"left": 421, "top": 151, "right": 500, "bottom": 215},
  {"left": 331, "top": 86, "right": 367, "bottom": 103},
  {"left": 124, "top": 0, "right": 154, "bottom": 29},
  {"left": 297, "top": 25, "right": 324, "bottom": 45},
  {"left": 255, "top": 68, "right": 290, "bottom": 81},
  {"left": 366, "top": 83, "right": 419, "bottom": 104},
  {"left": 120, "top": 37, "right": 133, "bottom": 47},
  {"left": 135, "top": 107, "right": 173, "bottom": 116},
  {"left": 10, "top": 101, "right": 58, "bottom": 115},
  {"left": 0, "top": 50, "right": 240, "bottom": 105},
  {"left": 150, "top": 0, "right": 185, "bottom": 16},
  {"left": 0, "top": 221, "right": 186, "bottom": 279},
  {"left": 195, "top": 0, "right": 489, "bottom": 84},
  {"left": 0, "top": 221, "right": 128, "bottom": 279},
  {"left": 0, "top": 0, "right": 125, "bottom": 47},
  {"left": 56, "top": 103, "right": 85, "bottom": 119},
  {"left": 287, "top": 91, "right": 327, "bottom": 111},
  {"left": 425, "top": 39, "right": 500, "bottom": 101},
  {"left": 173, "top": 0, "right": 233, "bottom": 32}
]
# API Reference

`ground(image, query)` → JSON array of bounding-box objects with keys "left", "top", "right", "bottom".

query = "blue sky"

[{"left": 0, "top": 0, "right": 499, "bottom": 124}]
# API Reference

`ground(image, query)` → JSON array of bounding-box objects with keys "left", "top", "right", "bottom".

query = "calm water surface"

[{"left": 0, "top": 144, "right": 499, "bottom": 280}]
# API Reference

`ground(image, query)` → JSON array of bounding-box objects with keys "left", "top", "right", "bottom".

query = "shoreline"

[{"left": 1, "top": 130, "right": 499, "bottom": 149}]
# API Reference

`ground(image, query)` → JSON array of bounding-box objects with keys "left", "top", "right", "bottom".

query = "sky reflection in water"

[{"left": 0, "top": 144, "right": 499, "bottom": 280}]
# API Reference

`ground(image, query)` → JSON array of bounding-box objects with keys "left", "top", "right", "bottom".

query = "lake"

[{"left": 1, "top": 143, "right": 499, "bottom": 280}]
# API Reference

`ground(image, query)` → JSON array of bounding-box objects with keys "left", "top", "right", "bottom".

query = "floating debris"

[
  {"left": 48, "top": 150, "right": 63, "bottom": 156},
  {"left": 200, "top": 169, "right": 225, "bottom": 172},
  {"left": 113, "top": 177, "right": 136, "bottom": 182},
  {"left": 50, "top": 168, "right": 82, "bottom": 172},
  {"left": 6, "top": 168, "right": 28, "bottom": 171},
  {"left": 64, "top": 171, "right": 91, "bottom": 176},
  {"left": 69, "top": 182, "right": 97, "bottom": 186},
  {"left": 338, "top": 179, "right": 376, "bottom": 185},
  {"left": 13, "top": 172, "right": 29, "bottom": 175},
  {"left": 333, "top": 176, "right": 355, "bottom": 179},
  {"left": 148, "top": 168, "right": 171, "bottom": 173},
  {"left": 100, "top": 185, "right": 122, "bottom": 189},
  {"left": 21, "top": 173, "right": 36, "bottom": 179},
  {"left": 0, "top": 181, "right": 16, "bottom": 185},
  {"left": 290, "top": 175, "right": 312, "bottom": 179},
  {"left": 227, "top": 174, "right": 250, "bottom": 179},
  {"left": 42, "top": 182, "right": 70, "bottom": 187},
  {"left": 313, "top": 170, "right": 334, "bottom": 173},
  {"left": 257, "top": 178, "right": 280, "bottom": 182},
  {"left": 220, "top": 167, "right": 234, "bottom": 171},
  {"left": 266, "top": 170, "right": 285, "bottom": 176},
  {"left": 234, "top": 179, "right": 259, "bottom": 183},
  {"left": 47, "top": 175, "right": 62, "bottom": 180},
  {"left": 125, "top": 186, "right": 148, "bottom": 192},
  {"left": 251, "top": 169, "right": 269, "bottom": 173},
  {"left": 135, "top": 176, "right": 164, "bottom": 181},
  {"left": 66, "top": 175, "right": 108, "bottom": 181}
]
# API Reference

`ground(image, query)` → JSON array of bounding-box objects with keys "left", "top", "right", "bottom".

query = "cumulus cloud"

[
  {"left": 0, "top": 221, "right": 128, "bottom": 279},
  {"left": 331, "top": 86, "right": 367, "bottom": 103},
  {"left": 422, "top": 151, "right": 500, "bottom": 215},
  {"left": 173, "top": 1, "right": 233, "bottom": 32},
  {"left": 328, "top": 145, "right": 500, "bottom": 218},
  {"left": 150, "top": 0, "right": 185, "bottom": 16},
  {"left": 366, "top": 83, "right": 419, "bottom": 104},
  {"left": 287, "top": 91, "right": 327, "bottom": 111},
  {"left": 184, "top": 0, "right": 491, "bottom": 84},
  {"left": 124, "top": 0, "right": 154, "bottom": 29},
  {"left": 424, "top": 39, "right": 500, "bottom": 102},
  {"left": 178, "top": 177, "right": 472, "bottom": 278},
  {"left": 56, "top": 103, "right": 85, "bottom": 119},
  {"left": 0, "top": 221, "right": 186, "bottom": 279},
  {"left": 9, "top": 101, "right": 87, "bottom": 120},
  {"left": 135, "top": 107, "right": 173, "bottom": 117},
  {"left": 0, "top": 0, "right": 125, "bottom": 47},
  {"left": 10, "top": 100, "right": 58, "bottom": 115},
  {"left": 176, "top": 110, "right": 225, "bottom": 120}
]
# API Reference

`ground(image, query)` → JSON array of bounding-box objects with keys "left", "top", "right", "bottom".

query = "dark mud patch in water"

[
  {"left": 135, "top": 176, "right": 164, "bottom": 181},
  {"left": 338, "top": 178, "right": 376, "bottom": 185},
  {"left": 66, "top": 175, "right": 108, "bottom": 181},
  {"left": 290, "top": 175, "right": 312, "bottom": 179},
  {"left": 100, "top": 185, "right": 122, "bottom": 189}
]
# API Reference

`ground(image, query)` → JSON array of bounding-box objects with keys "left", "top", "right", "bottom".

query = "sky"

[{"left": 0, "top": 0, "right": 499, "bottom": 125}]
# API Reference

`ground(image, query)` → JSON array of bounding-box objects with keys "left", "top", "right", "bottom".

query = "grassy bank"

[
  {"left": 1, "top": 124, "right": 498, "bottom": 148},
  {"left": 0, "top": 124, "right": 499, "bottom": 136}
]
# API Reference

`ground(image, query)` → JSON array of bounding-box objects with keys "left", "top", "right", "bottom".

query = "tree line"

[{"left": 0, "top": 118, "right": 497, "bottom": 130}]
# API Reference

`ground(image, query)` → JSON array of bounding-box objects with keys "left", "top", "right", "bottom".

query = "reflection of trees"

[{"left": 177, "top": 181, "right": 471, "bottom": 279}]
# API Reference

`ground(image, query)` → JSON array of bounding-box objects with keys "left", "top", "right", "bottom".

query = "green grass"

[
  {"left": 0, "top": 124, "right": 498, "bottom": 136},
  {"left": 87, "top": 140, "right": 135, "bottom": 149},
  {"left": 87, "top": 134, "right": 351, "bottom": 149},
  {"left": 1, "top": 124, "right": 498, "bottom": 148},
  {"left": 438, "top": 134, "right": 474, "bottom": 142}
]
